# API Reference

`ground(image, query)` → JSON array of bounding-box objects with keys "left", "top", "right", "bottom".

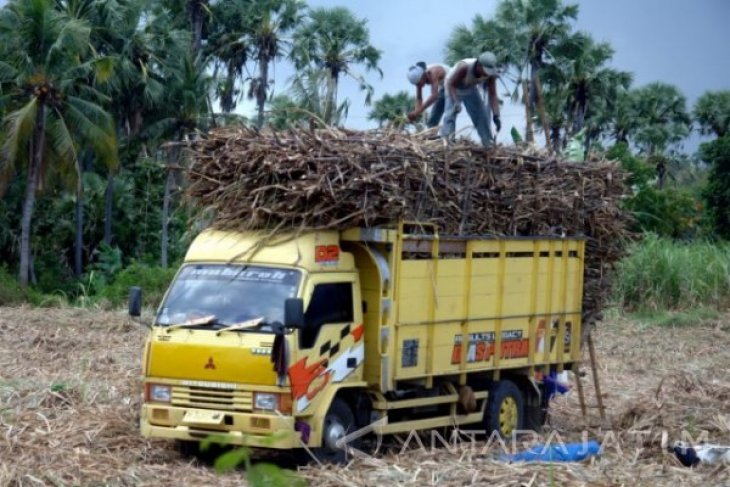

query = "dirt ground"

[{"left": 1, "top": 306, "right": 729, "bottom": 486}]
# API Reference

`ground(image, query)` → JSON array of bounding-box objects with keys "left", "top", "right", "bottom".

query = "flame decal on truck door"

[{"left": 289, "top": 323, "right": 365, "bottom": 412}]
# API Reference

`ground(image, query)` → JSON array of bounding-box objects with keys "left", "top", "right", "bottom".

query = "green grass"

[
  {"left": 0, "top": 266, "right": 26, "bottom": 305},
  {"left": 614, "top": 233, "right": 730, "bottom": 312},
  {"left": 629, "top": 307, "right": 721, "bottom": 327}
]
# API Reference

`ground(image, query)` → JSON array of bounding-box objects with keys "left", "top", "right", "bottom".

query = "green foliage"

[
  {"left": 541, "top": 31, "right": 632, "bottom": 148},
  {"left": 607, "top": 143, "right": 706, "bottom": 238},
  {"left": 693, "top": 90, "right": 730, "bottom": 138},
  {"left": 290, "top": 6, "right": 382, "bottom": 124},
  {"left": 701, "top": 135, "right": 730, "bottom": 239},
  {"left": 629, "top": 82, "right": 691, "bottom": 155},
  {"left": 90, "top": 242, "right": 123, "bottom": 282},
  {"left": 201, "top": 435, "right": 304, "bottom": 487},
  {"left": 624, "top": 186, "right": 705, "bottom": 238},
  {"left": 100, "top": 263, "right": 177, "bottom": 309},
  {"left": 368, "top": 91, "right": 417, "bottom": 129},
  {"left": 606, "top": 143, "right": 654, "bottom": 187},
  {"left": 629, "top": 308, "right": 720, "bottom": 328},
  {"left": 615, "top": 234, "right": 730, "bottom": 311},
  {"left": 0, "top": 266, "right": 24, "bottom": 305},
  {"left": 270, "top": 68, "right": 351, "bottom": 128}
]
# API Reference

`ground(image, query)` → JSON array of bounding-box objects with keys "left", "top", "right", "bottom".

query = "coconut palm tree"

[
  {"left": 631, "top": 82, "right": 691, "bottom": 155},
  {"left": 495, "top": 0, "right": 578, "bottom": 147},
  {"left": 0, "top": 0, "right": 117, "bottom": 288},
  {"left": 447, "top": 0, "right": 578, "bottom": 146},
  {"left": 540, "top": 31, "right": 632, "bottom": 151},
  {"left": 267, "top": 67, "right": 350, "bottom": 129},
  {"left": 368, "top": 91, "right": 418, "bottom": 129},
  {"left": 290, "top": 6, "right": 382, "bottom": 125},
  {"left": 188, "top": 0, "right": 209, "bottom": 57},
  {"left": 208, "top": 0, "right": 250, "bottom": 114},
  {"left": 243, "top": 0, "right": 305, "bottom": 128},
  {"left": 143, "top": 53, "right": 211, "bottom": 268},
  {"left": 693, "top": 90, "right": 730, "bottom": 138},
  {"left": 155, "top": 0, "right": 208, "bottom": 58},
  {"left": 85, "top": 0, "right": 186, "bottom": 247}
]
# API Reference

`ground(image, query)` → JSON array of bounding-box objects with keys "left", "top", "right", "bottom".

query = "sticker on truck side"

[
  {"left": 315, "top": 245, "right": 340, "bottom": 265},
  {"left": 450, "top": 330, "right": 529, "bottom": 364}
]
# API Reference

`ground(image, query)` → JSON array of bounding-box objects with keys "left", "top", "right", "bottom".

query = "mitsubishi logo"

[{"left": 204, "top": 356, "right": 216, "bottom": 370}]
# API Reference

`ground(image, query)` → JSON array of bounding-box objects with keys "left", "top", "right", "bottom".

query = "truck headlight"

[
  {"left": 146, "top": 384, "right": 172, "bottom": 403},
  {"left": 254, "top": 392, "right": 277, "bottom": 410}
]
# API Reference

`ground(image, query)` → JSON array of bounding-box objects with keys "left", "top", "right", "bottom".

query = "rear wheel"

[
  {"left": 484, "top": 380, "right": 525, "bottom": 437},
  {"left": 525, "top": 386, "right": 549, "bottom": 431}
]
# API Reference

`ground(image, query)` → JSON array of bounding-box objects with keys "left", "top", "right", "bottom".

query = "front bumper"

[{"left": 140, "top": 404, "right": 300, "bottom": 449}]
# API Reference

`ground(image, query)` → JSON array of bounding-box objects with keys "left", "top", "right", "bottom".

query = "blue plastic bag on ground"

[{"left": 503, "top": 440, "right": 600, "bottom": 462}]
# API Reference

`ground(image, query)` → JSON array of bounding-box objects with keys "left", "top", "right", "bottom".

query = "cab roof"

[{"left": 184, "top": 229, "right": 355, "bottom": 272}]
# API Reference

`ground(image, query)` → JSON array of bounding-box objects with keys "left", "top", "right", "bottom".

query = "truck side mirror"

[
  {"left": 128, "top": 286, "right": 142, "bottom": 318},
  {"left": 284, "top": 298, "right": 304, "bottom": 329}
]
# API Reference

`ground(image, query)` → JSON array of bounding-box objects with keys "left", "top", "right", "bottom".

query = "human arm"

[
  {"left": 408, "top": 84, "right": 425, "bottom": 121},
  {"left": 485, "top": 78, "right": 501, "bottom": 130}
]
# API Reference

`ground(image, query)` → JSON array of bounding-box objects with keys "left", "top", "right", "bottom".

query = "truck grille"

[{"left": 171, "top": 385, "right": 253, "bottom": 412}]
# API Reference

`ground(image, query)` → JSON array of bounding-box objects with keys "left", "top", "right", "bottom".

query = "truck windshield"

[{"left": 155, "top": 264, "right": 300, "bottom": 329}]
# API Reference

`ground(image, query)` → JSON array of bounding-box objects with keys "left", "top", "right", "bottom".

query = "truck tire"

[
  {"left": 311, "top": 398, "right": 357, "bottom": 464},
  {"left": 484, "top": 380, "right": 525, "bottom": 438},
  {"left": 524, "top": 387, "right": 549, "bottom": 431},
  {"left": 176, "top": 439, "right": 200, "bottom": 457}
]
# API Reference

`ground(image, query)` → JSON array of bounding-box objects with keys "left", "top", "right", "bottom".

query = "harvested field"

[{"left": 1, "top": 306, "right": 729, "bottom": 486}]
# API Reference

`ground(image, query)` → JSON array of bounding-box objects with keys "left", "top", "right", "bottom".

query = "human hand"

[{"left": 407, "top": 111, "right": 419, "bottom": 122}]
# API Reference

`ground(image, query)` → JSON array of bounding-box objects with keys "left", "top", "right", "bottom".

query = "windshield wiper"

[
  {"left": 215, "top": 317, "right": 265, "bottom": 336},
  {"left": 165, "top": 315, "right": 218, "bottom": 332}
]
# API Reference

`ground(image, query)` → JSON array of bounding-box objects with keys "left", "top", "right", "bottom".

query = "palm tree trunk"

[
  {"left": 19, "top": 104, "right": 46, "bottom": 289},
  {"left": 189, "top": 0, "right": 205, "bottom": 57},
  {"left": 531, "top": 65, "right": 551, "bottom": 149},
  {"left": 74, "top": 175, "right": 84, "bottom": 277},
  {"left": 221, "top": 62, "right": 236, "bottom": 113},
  {"left": 324, "top": 72, "right": 338, "bottom": 125},
  {"left": 522, "top": 79, "right": 534, "bottom": 143},
  {"left": 161, "top": 167, "right": 172, "bottom": 269},
  {"left": 103, "top": 171, "right": 113, "bottom": 244},
  {"left": 550, "top": 126, "right": 562, "bottom": 153},
  {"left": 573, "top": 101, "right": 587, "bottom": 134},
  {"left": 256, "top": 53, "right": 270, "bottom": 128}
]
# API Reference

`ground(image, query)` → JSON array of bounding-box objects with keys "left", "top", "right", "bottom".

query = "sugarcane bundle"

[{"left": 187, "top": 127, "right": 632, "bottom": 320}]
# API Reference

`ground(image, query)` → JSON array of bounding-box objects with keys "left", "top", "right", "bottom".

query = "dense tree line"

[{"left": 0, "top": 0, "right": 728, "bottom": 303}]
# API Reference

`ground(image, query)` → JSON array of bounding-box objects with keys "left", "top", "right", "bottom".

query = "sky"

[
  {"left": 258, "top": 0, "right": 730, "bottom": 151},
  {"left": 1, "top": 0, "right": 727, "bottom": 151}
]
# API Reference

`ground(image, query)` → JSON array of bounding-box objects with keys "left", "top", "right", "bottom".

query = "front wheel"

[
  {"left": 310, "top": 398, "right": 357, "bottom": 464},
  {"left": 484, "top": 380, "right": 525, "bottom": 437}
]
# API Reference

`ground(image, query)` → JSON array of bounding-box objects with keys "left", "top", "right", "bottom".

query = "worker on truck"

[
  {"left": 406, "top": 62, "right": 449, "bottom": 128},
  {"left": 132, "top": 224, "right": 583, "bottom": 463},
  {"left": 440, "top": 51, "right": 502, "bottom": 147}
]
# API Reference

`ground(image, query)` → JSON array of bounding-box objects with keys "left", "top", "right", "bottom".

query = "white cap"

[
  {"left": 477, "top": 52, "right": 499, "bottom": 77},
  {"left": 407, "top": 65, "right": 425, "bottom": 85}
]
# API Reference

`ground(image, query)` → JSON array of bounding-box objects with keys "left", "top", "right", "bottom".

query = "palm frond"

[{"left": 2, "top": 97, "right": 38, "bottom": 168}]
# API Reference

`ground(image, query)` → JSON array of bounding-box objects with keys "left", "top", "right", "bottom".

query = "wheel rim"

[
  {"left": 499, "top": 396, "right": 518, "bottom": 436},
  {"left": 323, "top": 417, "right": 346, "bottom": 451}
]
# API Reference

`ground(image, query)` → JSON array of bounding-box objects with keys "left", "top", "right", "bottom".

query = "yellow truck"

[{"left": 129, "top": 222, "right": 584, "bottom": 461}]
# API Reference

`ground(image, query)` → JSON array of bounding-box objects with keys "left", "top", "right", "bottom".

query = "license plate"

[{"left": 183, "top": 410, "right": 225, "bottom": 425}]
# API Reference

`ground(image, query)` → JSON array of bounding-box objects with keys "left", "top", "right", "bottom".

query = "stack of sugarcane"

[{"left": 187, "top": 127, "right": 633, "bottom": 322}]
